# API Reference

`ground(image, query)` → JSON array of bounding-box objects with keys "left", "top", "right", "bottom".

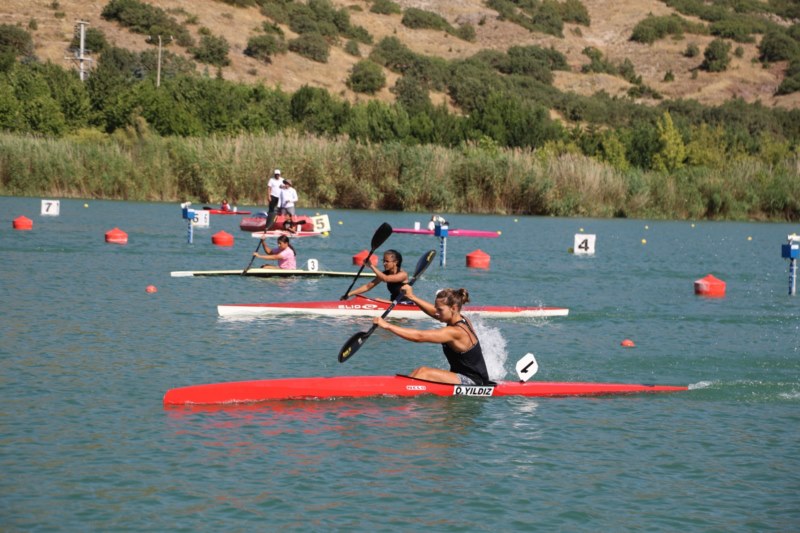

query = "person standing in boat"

[
  {"left": 279, "top": 179, "right": 299, "bottom": 231},
  {"left": 340, "top": 249, "right": 409, "bottom": 303},
  {"left": 373, "top": 287, "right": 491, "bottom": 386},
  {"left": 253, "top": 235, "right": 296, "bottom": 269},
  {"left": 267, "top": 169, "right": 284, "bottom": 216}
]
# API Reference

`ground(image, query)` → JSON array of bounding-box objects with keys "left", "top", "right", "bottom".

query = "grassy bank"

[{"left": 1, "top": 131, "right": 797, "bottom": 221}]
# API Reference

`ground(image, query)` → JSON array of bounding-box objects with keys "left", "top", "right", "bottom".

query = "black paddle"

[
  {"left": 339, "top": 222, "right": 393, "bottom": 299},
  {"left": 338, "top": 249, "right": 436, "bottom": 363},
  {"left": 242, "top": 211, "right": 278, "bottom": 275}
]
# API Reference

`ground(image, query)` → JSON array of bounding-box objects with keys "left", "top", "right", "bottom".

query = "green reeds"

[{"left": 0, "top": 131, "right": 797, "bottom": 221}]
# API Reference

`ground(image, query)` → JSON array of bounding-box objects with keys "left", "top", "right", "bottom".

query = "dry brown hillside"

[{"left": 4, "top": 0, "right": 799, "bottom": 111}]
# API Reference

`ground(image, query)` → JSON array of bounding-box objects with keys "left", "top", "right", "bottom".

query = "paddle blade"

[
  {"left": 515, "top": 353, "right": 539, "bottom": 382},
  {"left": 412, "top": 249, "right": 436, "bottom": 280},
  {"left": 340, "top": 222, "right": 393, "bottom": 300},
  {"left": 372, "top": 222, "right": 393, "bottom": 250},
  {"left": 338, "top": 330, "right": 370, "bottom": 363}
]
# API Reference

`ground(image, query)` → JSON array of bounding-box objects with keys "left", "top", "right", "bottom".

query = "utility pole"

[
  {"left": 150, "top": 35, "right": 172, "bottom": 88},
  {"left": 68, "top": 21, "right": 92, "bottom": 81}
]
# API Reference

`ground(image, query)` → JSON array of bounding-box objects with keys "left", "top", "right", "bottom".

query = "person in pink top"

[{"left": 253, "top": 235, "right": 297, "bottom": 269}]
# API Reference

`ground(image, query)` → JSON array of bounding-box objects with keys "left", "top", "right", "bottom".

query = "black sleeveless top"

[
  {"left": 442, "top": 318, "right": 490, "bottom": 385},
  {"left": 386, "top": 271, "right": 410, "bottom": 302}
]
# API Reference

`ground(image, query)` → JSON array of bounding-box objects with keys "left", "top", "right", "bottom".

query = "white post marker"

[
  {"left": 310, "top": 214, "right": 331, "bottom": 233},
  {"left": 515, "top": 353, "right": 539, "bottom": 382},
  {"left": 573, "top": 233, "right": 596, "bottom": 255},
  {"left": 191, "top": 210, "right": 210, "bottom": 228},
  {"left": 41, "top": 199, "right": 60, "bottom": 216},
  {"left": 307, "top": 258, "right": 319, "bottom": 272}
]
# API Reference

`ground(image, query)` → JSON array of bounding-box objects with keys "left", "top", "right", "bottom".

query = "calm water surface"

[{"left": 1, "top": 197, "right": 799, "bottom": 531}]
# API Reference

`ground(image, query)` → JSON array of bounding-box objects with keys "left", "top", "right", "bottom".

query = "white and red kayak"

[
  {"left": 202, "top": 208, "right": 251, "bottom": 215},
  {"left": 251, "top": 230, "right": 327, "bottom": 239},
  {"left": 163, "top": 374, "right": 688, "bottom": 405},
  {"left": 217, "top": 295, "right": 568, "bottom": 318},
  {"left": 394, "top": 228, "right": 500, "bottom": 238},
  {"left": 171, "top": 268, "right": 377, "bottom": 278}
]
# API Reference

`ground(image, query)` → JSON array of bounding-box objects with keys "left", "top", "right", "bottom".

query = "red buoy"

[
  {"left": 105, "top": 227, "right": 128, "bottom": 244},
  {"left": 352, "top": 249, "right": 378, "bottom": 266},
  {"left": 621, "top": 339, "right": 636, "bottom": 348},
  {"left": 13, "top": 216, "right": 33, "bottom": 230},
  {"left": 145, "top": 285, "right": 158, "bottom": 293},
  {"left": 466, "top": 249, "right": 490, "bottom": 269},
  {"left": 212, "top": 231, "right": 234, "bottom": 247},
  {"left": 694, "top": 274, "right": 726, "bottom": 297}
]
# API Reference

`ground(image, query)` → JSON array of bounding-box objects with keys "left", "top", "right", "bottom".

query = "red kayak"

[
  {"left": 163, "top": 374, "right": 688, "bottom": 405},
  {"left": 217, "top": 295, "right": 569, "bottom": 318},
  {"left": 240, "top": 214, "right": 314, "bottom": 232}
]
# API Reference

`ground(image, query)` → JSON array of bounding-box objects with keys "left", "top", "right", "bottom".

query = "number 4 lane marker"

[{"left": 515, "top": 353, "right": 539, "bottom": 382}]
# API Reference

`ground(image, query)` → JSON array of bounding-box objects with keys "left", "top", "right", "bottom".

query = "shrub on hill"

[
  {"left": 244, "top": 34, "right": 287, "bottom": 63},
  {"left": 0, "top": 24, "right": 34, "bottom": 57},
  {"left": 702, "top": 38, "right": 731, "bottom": 72},
  {"left": 101, "top": 0, "right": 194, "bottom": 47},
  {"left": 758, "top": 30, "right": 800, "bottom": 63},
  {"left": 191, "top": 33, "right": 231, "bottom": 67},
  {"left": 288, "top": 33, "right": 329, "bottom": 63},
  {"left": 370, "top": 0, "right": 401, "bottom": 16},
  {"left": 630, "top": 14, "right": 707, "bottom": 44},
  {"left": 347, "top": 60, "right": 386, "bottom": 94}
]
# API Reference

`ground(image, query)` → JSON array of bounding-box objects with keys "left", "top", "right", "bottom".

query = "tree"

[
  {"left": 651, "top": 111, "right": 686, "bottom": 172},
  {"left": 347, "top": 60, "right": 385, "bottom": 94}
]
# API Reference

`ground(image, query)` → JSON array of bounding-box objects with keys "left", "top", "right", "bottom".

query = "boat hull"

[
  {"left": 171, "top": 268, "right": 377, "bottom": 278},
  {"left": 240, "top": 215, "right": 314, "bottom": 232},
  {"left": 217, "top": 295, "right": 569, "bottom": 318},
  {"left": 250, "top": 230, "right": 326, "bottom": 239},
  {"left": 394, "top": 228, "right": 499, "bottom": 238},
  {"left": 163, "top": 375, "right": 688, "bottom": 405},
  {"left": 203, "top": 209, "right": 251, "bottom": 215}
]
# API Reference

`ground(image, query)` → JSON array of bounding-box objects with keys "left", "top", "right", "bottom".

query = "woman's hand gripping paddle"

[
  {"left": 338, "top": 249, "right": 436, "bottom": 363},
  {"left": 339, "top": 222, "right": 393, "bottom": 299},
  {"left": 242, "top": 211, "right": 278, "bottom": 275}
]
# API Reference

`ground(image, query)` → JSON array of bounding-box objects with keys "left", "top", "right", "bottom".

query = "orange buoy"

[
  {"left": 621, "top": 339, "right": 636, "bottom": 348},
  {"left": 466, "top": 249, "right": 490, "bottom": 269},
  {"left": 352, "top": 249, "right": 378, "bottom": 266},
  {"left": 13, "top": 216, "right": 33, "bottom": 230},
  {"left": 105, "top": 227, "right": 128, "bottom": 244},
  {"left": 694, "top": 274, "right": 726, "bottom": 297},
  {"left": 145, "top": 285, "right": 158, "bottom": 293},
  {"left": 212, "top": 231, "right": 234, "bottom": 247}
]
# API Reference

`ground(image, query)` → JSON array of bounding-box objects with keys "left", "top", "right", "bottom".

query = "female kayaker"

[
  {"left": 341, "top": 250, "right": 409, "bottom": 303},
  {"left": 373, "top": 287, "right": 491, "bottom": 386},
  {"left": 253, "top": 235, "right": 296, "bottom": 269}
]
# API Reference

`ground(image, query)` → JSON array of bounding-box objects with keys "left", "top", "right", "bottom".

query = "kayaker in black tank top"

[
  {"left": 340, "top": 249, "right": 410, "bottom": 304},
  {"left": 373, "top": 286, "right": 492, "bottom": 385}
]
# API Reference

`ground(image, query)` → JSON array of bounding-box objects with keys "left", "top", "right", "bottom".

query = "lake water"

[{"left": 1, "top": 197, "right": 799, "bottom": 531}]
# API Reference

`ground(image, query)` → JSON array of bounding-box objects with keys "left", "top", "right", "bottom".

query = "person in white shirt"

[
  {"left": 279, "top": 179, "right": 299, "bottom": 229},
  {"left": 267, "top": 169, "right": 284, "bottom": 215}
]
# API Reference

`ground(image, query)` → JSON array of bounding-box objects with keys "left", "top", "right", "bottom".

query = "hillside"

[{"left": 4, "top": 0, "right": 800, "bottom": 112}]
